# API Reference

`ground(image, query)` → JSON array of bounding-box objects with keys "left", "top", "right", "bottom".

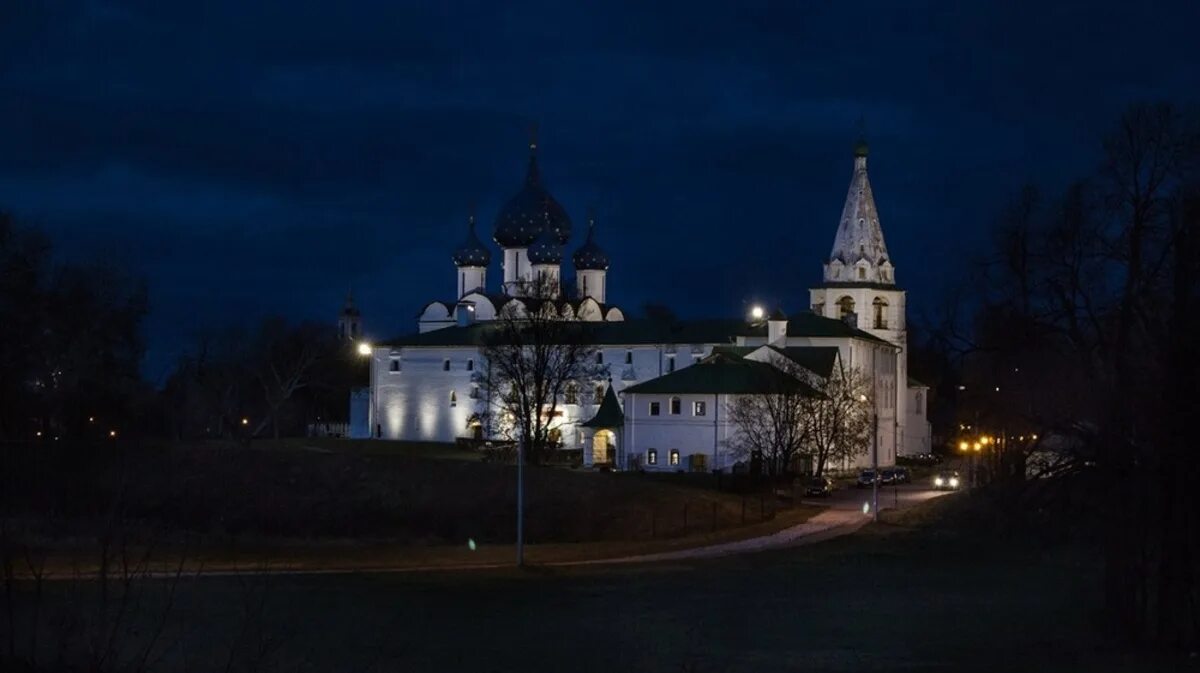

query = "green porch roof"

[{"left": 581, "top": 382, "right": 624, "bottom": 428}]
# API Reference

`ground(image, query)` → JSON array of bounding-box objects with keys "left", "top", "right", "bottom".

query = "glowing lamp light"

[
  {"left": 958, "top": 441, "right": 969, "bottom": 452},
  {"left": 241, "top": 418, "right": 250, "bottom": 426},
  {"left": 1031, "top": 434, "right": 1038, "bottom": 440},
  {"left": 750, "top": 305, "right": 765, "bottom": 321},
  {"left": 108, "top": 430, "right": 117, "bottom": 438},
  {"left": 973, "top": 442, "right": 981, "bottom": 452},
  {"left": 88, "top": 416, "right": 95, "bottom": 423},
  {"left": 35, "top": 431, "right": 42, "bottom": 437},
  {"left": 357, "top": 342, "right": 372, "bottom": 356}
]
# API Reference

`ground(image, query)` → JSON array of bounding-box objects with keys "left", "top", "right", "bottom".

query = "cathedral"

[{"left": 357, "top": 135, "right": 931, "bottom": 471}]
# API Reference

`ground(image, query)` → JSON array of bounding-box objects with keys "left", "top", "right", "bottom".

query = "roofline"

[{"left": 818, "top": 281, "right": 905, "bottom": 291}]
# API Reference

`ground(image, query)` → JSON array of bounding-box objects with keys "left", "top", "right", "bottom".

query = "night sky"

[{"left": 2, "top": 1, "right": 1197, "bottom": 382}]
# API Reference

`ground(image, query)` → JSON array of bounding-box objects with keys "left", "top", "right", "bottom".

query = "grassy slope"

[{"left": 10, "top": 439, "right": 808, "bottom": 548}]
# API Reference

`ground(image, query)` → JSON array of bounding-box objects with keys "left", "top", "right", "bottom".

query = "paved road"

[{"left": 567, "top": 481, "right": 953, "bottom": 566}]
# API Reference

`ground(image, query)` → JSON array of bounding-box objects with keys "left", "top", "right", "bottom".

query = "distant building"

[{"left": 361, "top": 134, "right": 931, "bottom": 466}]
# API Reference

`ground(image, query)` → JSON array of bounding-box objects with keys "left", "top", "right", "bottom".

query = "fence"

[{"left": 643, "top": 490, "right": 783, "bottom": 540}]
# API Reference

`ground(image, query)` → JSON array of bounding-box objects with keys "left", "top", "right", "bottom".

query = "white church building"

[{"left": 360, "top": 135, "right": 931, "bottom": 471}]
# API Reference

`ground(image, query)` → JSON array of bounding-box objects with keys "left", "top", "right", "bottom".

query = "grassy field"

[
  {"left": 5, "top": 439, "right": 804, "bottom": 551},
  {"left": 5, "top": 493, "right": 1182, "bottom": 672}
]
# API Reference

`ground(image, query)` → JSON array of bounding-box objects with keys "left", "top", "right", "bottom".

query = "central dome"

[{"left": 493, "top": 143, "right": 572, "bottom": 248}]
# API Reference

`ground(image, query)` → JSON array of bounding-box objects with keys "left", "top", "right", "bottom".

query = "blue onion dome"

[
  {"left": 527, "top": 226, "right": 562, "bottom": 265},
  {"left": 452, "top": 214, "right": 492, "bottom": 267},
  {"left": 572, "top": 215, "right": 610, "bottom": 270},
  {"left": 493, "top": 139, "right": 572, "bottom": 248}
]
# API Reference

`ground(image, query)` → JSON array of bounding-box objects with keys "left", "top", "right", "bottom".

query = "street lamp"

[
  {"left": 860, "top": 393, "right": 878, "bottom": 522},
  {"left": 750, "top": 305, "right": 765, "bottom": 321},
  {"left": 357, "top": 341, "right": 372, "bottom": 356}
]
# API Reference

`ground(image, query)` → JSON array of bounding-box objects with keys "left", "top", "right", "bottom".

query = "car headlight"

[
  {"left": 949, "top": 478, "right": 959, "bottom": 487},
  {"left": 934, "top": 477, "right": 944, "bottom": 486}
]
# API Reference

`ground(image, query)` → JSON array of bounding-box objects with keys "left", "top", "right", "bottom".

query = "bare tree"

[
  {"left": 801, "top": 364, "right": 874, "bottom": 478},
  {"left": 479, "top": 279, "right": 600, "bottom": 466},
  {"left": 725, "top": 358, "right": 814, "bottom": 476},
  {"left": 250, "top": 319, "right": 329, "bottom": 441}
]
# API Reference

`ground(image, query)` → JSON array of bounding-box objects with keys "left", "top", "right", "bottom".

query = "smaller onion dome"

[
  {"left": 572, "top": 215, "right": 610, "bottom": 271},
  {"left": 452, "top": 214, "right": 492, "bottom": 267},
  {"left": 527, "top": 227, "right": 562, "bottom": 265}
]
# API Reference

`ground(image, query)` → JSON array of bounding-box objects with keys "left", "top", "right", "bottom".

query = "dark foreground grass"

[
  {"left": 7, "top": 496, "right": 1186, "bottom": 672},
  {"left": 6, "top": 440, "right": 781, "bottom": 546}
]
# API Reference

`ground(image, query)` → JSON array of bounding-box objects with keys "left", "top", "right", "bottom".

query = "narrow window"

[
  {"left": 669, "top": 449, "right": 680, "bottom": 466},
  {"left": 649, "top": 402, "right": 660, "bottom": 416},
  {"left": 873, "top": 297, "right": 888, "bottom": 329},
  {"left": 693, "top": 401, "right": 707, "bottom": 416},
  {"left": 624, "top": 350, "right": 633, "bottom": 365},
  {"left": 443, "top": 359, "right": 450, "bottom": 371},
  {"left": 647, "top": 449, "right": 658, "bottom": 465},
  {"left": 858, "top": 267, "right": 866, "bottom": 280},
  {"left": 565, "top": 382, "right": 578, "bottom": 405},
  {"left": 596, "top": 351, "right": 604, "bottom": 365},
  {"left": 837, "top": 296, "right": 855, "bottom": 319},
  {"left": 669, "top": 397, "right": 681, "bottom": 415},
  {"left": 449, "top": 391, "right": 457, "bottom": 408},
  {"left": 667, "top": 356, "right": 676, "bottom": 372},
  {"left": 389, "top": 360, "right": 400, "bottom": 372},
  {"left": 595, "top": 384, "right": 605, "bottom": 402},
  {"left": 466, "top": 359, "right": 474, "bottom": 371}
]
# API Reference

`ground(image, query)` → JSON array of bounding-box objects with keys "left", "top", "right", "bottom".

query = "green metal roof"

[
  {"left": 622, "top": 353, "right": 820, "bottom": 396},
  {"left": 581, "top": 383, "right": 624, "bottom": 428},
  {"left": 767, "top": 346, "right": 840, "bottom": 378},
  {"left": 384, "top": 313, "right": 889, "bottom": 348}
]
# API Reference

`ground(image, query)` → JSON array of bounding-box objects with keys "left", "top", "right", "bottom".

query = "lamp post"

[{"left": 860, "top": 393, "right": 878, "bottom": 522}]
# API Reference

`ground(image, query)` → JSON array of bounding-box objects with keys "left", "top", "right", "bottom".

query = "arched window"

[
  {"left": 858, "top": 267, "right": 866, "bottom": 280},
  {"left": 565, "top": 382, "right": 578, "bottom": 405},
  {"left": 873, "top": 297, "right": 888, "bottom": 329},
  {"left": 624, "top": 350, "right": 633, "bottom": 365},
  {"left": 389, "top": 360, "right": 400, "bottom": 372},
  {"left": 449, "top": 391, "right": 457, "bottom": 408},
  {"left": 466, "top": 359, "right": 474, "bottom": 371},
  {"left": 837, "top": 296, "right": 856, "bottom": 320}
]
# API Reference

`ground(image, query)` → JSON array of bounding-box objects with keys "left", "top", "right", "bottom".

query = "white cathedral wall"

[
  {"left": 372, "top": 342, "right": 718, "bottom": 446},
  {"left": 622, "top": 392, "right": 736, "bottom": 471},
  {"left": 372, "top": 347, "right": 481, "bottom": 442}
]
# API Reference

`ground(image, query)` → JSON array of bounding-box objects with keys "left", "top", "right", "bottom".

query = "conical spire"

[
  {"left": 341, "top": 290, "right": 360, "bottom": 316},
  {"left": 823, "top": 138, "right": 893, "bottom": 285}
]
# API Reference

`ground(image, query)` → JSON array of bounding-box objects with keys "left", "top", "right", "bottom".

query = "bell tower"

[
  {"left": 338, "top": 292, "right": 362, "bottom": 341},
  {"left": 809, "top": 137, "right": 908, "bottom": 464}
]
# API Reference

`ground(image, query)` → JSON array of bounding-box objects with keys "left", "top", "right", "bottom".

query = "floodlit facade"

[{"left": 361, "top": 135, "right": 931, "bottom": 468}]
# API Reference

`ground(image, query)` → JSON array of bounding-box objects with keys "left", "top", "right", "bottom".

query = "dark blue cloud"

[{"left": 1, "top": 0, "right": 1197, "bottom": 377}]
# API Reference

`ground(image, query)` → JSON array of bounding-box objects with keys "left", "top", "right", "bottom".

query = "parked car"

[
  {"left": 893, "top": 466, "right": 911, "bottom": 483},
  {"left": 855, "top": 469, "right": 879, "bottom": 488},
  {"left": 933, "top": 471, "right": 961, "bottom": 491},
  {"left": 804, "top": 476, "right": 834, "bottom": 497},
  {"left": 879, "top": 468, "right": 898, "bottom": 485}
]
